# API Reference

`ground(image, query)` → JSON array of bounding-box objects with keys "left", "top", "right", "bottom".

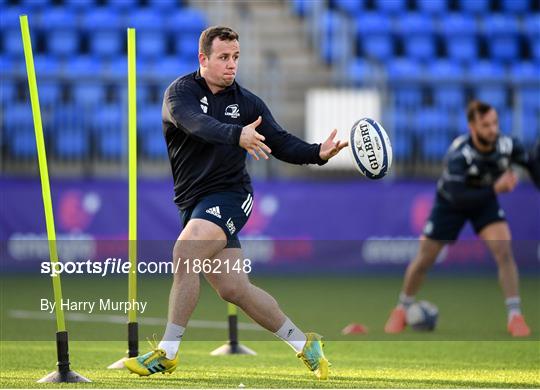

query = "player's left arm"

[
  {"left": 253, "top": 97, "right": 348, "bottom": 165},
  {"left": 510, "top": 137, "right": 540, "bottom": 189}
]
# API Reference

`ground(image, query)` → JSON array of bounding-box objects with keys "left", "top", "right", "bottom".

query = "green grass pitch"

[{"left": 1, "top": 275, "right": 539, "bottom": 388}]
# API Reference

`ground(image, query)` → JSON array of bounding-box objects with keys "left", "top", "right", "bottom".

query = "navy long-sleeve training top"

[
  {"left": 437, "top": 134, "right": 540, "bottom": 209},
  {"left": 162, "top": 70, "right": 326, "bottom": 210}
]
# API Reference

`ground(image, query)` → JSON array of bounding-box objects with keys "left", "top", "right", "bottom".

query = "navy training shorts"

[
  {"left": 180, "top": 190, "right": 254, "bottom": 248},
  {"left": 423, "top": 193, "right": 506, "bottom": 242}
]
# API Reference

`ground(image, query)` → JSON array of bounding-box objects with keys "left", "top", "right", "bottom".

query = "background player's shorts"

[
  {"left": 423, "top": 193, "right": 506, "bottom": 242},
  {"left": 180, "top": 190, "right": 253, "bottom": 248}
]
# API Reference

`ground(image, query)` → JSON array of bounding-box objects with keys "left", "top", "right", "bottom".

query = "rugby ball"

[
  {"left": 349, "top": 118, "right": 392, "bottom": 179},
  {"left": 406, "top": 301, "right": 439, "bottom": 331}
]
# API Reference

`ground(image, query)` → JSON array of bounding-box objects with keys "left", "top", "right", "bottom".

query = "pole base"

[
  {"left": 37, "top": 369, "right": 91, "bottom": 383},
  {"left": 107, "top": 356, "right": 129, "bottom": 369},
  {"left": 210, "top": 342, "right": 256, "bottom": 356}
]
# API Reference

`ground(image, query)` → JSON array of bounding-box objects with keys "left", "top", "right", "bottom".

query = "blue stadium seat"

[
  {"left": 521, "top": 111, "right": 539, "bottom": 143},
  {"left": 290, "top": 0, "right": 315, "bottom": 16},
  {"left": 129, "top": 8, "right": 168, "bottom": 58},
  {"left": 387, "top": 59, "right": 424, "bottom": 108},
  {"left": 457, "top": 0, "right": 491, "bottom": 14},
  {"left": 54, "top": 129, "right": 89, "bottom": 159},
  {"left": 422, "top": 133, "right": 450, "bottom": 160},
  {"left": 333, "top": 0, "right": 366, "bottom": 15},
  {"left": 139, "top": 105, "right": 162, "bottom": 135},
  {"left": 97, "top": 132, "right": 124, "bottom": 159},
  {"left": 138, "top": 31, "right": 168, "bottom": 58},
  {"left": 415, "top": 109, "right": 452, "bottom": 160},
  {"left": 10, "top": 131, "right": 37, "bottom": 159},
  {"left": 145, "top": 56, "right": 194, "bottom": 79},
  {"left": 66, "top": 56, "right": 104, "bottom": 78},
  {"left": 518, "top": 87, "right": 540, "bottom": 110},
  {"left": 175, "top": 35, "right": 200, "bottom": 60},
  {"left": 468, "top": 61, "right": 506, "bottom": 80},
  {"left": 64, "top": 0, "right": 98, "bottom": 10},
  {"left": 1, "top": 80, "right": 15, "bottom": 104},
  {"left": 1, "top": 7, "right": 25, "bottom": 57},
  {"left": 106, "top": 0, "right": 138, "bottom": 10},
  {"left": 416, "top": 0, "right": 447, "bottom": 14},
  {"left": 82, "top": 9, "right": 123, "bottom": 58},
  {"left": 40, "top": 8, "right": 79, "bottom": 56},
  {"left": 34, "top": 56, "right": 61, "bottom": 77},
  {"left": 482, "top": 14, "right": 519, "bottom": 36},
  {"left": 509, "top": 62, "right": 540, "bottom": 83},
  {"left": 39, "top": 7, "right": 77, "bottom": 30},
  {"left": 523, "top": 14, "right": 540, "bottom": 38},
  {"left": 414, "top": 108, "right": 451, "bottom": 134},
  {"left": 50, "top": 105, "right": 86, "bottom": 136},
  {"left": 355, "top": 13, "right": 394, "bottom": 61},
  {"left": 4, "top": 104, "right": 35, "bottom": 138},
  {"left": 373, "top": 0, "right": 408, "bottom": 14},
  {"left": 147, "top": 0, "right": 182, "bottom": 10},
  {"left": 392, "top": 132, "right": 412, "bottom": 160},
  {"left": 482, "top": 14, "right": 520, "bottom": 62},
  {"left": 142, "top": 132, "right": 168, "bottom": 159},
  {"left": 476, "top": 86, "right": 507, "bottom": 108},
  {"left": 20, "top": 0, "right": 49, "bottom": 9},
  {"left": 387, "top": 58, "right": 423, "bottom": 81},
  {"left": 347, "top": 57, "right": 378, "bottom": 84},
  {"left": 92, "top": 104, "right": 123, "bottom": 136},
  {"left": 397, "top": 13, "right": 435, "bottom": 60},
  {"left": 469, "top": 61, "right": 507, "bottom": 107},
  {"left": 440, "top": 14, "right": 478, "bottom": 62},
  {"left": 397, "top": 13, "right": 434, "bottom": 35},
  {"left": 496, "top": 109, "right": 513, "bottom": 135},
  {"left": 167, "top": 9, "right": 207, "bottom": 35},
  {"left": 72, "top": 82, "right": 106, "bottom": 106},
  {"left": 428, "top": 60, "right": 466, "bottom": 109},
  {"left": 500, "top": 0, "right": 530, "bottom": 13}
]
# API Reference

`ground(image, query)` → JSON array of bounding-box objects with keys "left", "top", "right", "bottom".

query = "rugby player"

[
  {"left": 384, "top": 100, "right": 540, "bottom": 337},
  {"left": 125, "top": 26, "right": 347, "bottom": 379}
]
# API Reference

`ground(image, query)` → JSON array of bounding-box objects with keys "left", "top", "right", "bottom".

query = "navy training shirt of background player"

[
  {"left": 437, "top": 135, "right": 540, "bottom": 209},
  {"left": 162, "top": 70, "right": 327, "bottom": 210}
]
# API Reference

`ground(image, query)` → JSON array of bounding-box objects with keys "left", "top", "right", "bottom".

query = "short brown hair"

[
  {"left": 467, "top": 100, "right": 494, "bottom": 123},
  {"left": 199, "top": 26, "right": 239, "bottom": 57}
]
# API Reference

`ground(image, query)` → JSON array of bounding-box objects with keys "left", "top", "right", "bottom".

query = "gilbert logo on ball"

[{"left": 349, "top": 118, "right": 393, "bottom": 179}]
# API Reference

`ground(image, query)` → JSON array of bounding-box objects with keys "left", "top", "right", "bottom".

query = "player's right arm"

[{"left": 163, "top": 81, "right": 243, "bottom": 145}]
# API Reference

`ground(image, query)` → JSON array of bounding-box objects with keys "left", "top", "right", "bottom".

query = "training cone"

[
  {"left": 341, "top": 323, "right": 369, "bottom": 335},
  {"left": 211, "top": 341, "right": 257, "bottom": 355},
  {"left": 37, "top": 370, "right": 91, "bottom": 383},
  {"left": 107, "top": 357, "right": 129, "bottom": 369}
]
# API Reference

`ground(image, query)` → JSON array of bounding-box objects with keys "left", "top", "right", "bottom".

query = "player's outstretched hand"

[
  {"left": 494, "top": 170, "right": 518, "bottom": 193},
  {"left": 240, "top": 116, "right": 272, "bottom": 161},
  {"left": 319, "top": 129, "right": 348, "bottom": 161}
]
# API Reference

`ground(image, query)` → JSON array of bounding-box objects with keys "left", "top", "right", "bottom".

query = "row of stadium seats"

[
  {"left": 293, "top": 0, "right": 536, "bottom": 16},
  {"left": 318, "top": 11, "right": 539, "bottom": 64},
  {"left": 3, "top": 102, "right": 537, "bottom": 161},
  {"left": 1, "top": 7, "right": 206, "bottom": 58},
  {"left": 2, "top": 103, "right": 167, "bottom": 160},
  {"left": 3, "top": 0, "right": 185, "bottom": 10}
]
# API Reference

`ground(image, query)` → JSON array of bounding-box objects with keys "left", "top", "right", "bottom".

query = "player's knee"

[
  {"left": 493, "top": 249, "right": 514, "bottom": 266},
  {"left": 216, "top": 283, "right": 246, "bottom": 304}
]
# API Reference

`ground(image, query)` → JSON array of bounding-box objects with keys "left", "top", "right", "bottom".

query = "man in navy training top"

[
  {"left": 125, "top": 26, "right": 348, "bottom": 379},
  {"left": 384, "top": 100, "right": 540, "bottom": 337}
]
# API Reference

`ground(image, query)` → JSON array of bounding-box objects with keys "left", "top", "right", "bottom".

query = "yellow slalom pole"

[
  {"left": 227, "top": 303, "right": 237, "bottom": 316},
  {"left": 21, "top": 14, "right": 90, "bottom": 382},
  {"left": 127, "top": 28, "right": 137, "bottom": 324},
  {"left": 126, "top": 27, "right": 140, "bottom": 359},
  {"left": 20, "top": 14, "right": 65, "bottom": 333}
]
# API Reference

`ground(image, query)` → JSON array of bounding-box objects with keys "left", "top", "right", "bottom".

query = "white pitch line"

[{"left": 9, "top": 310, "right": 264, "bottom": 331}]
